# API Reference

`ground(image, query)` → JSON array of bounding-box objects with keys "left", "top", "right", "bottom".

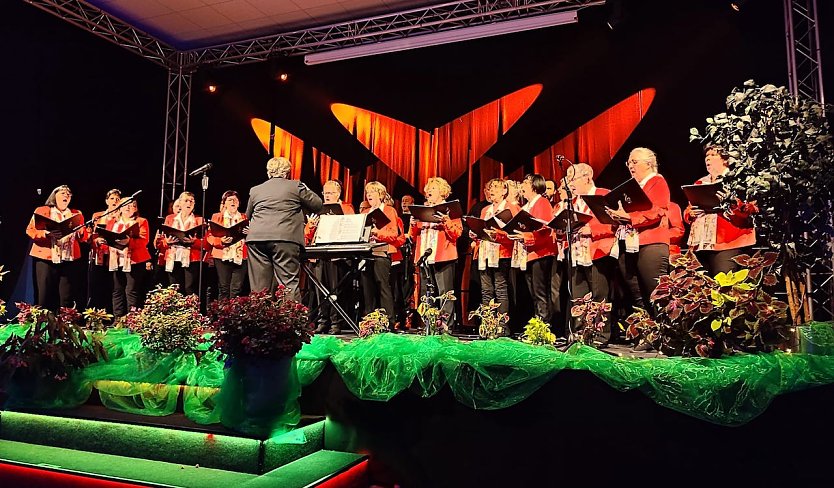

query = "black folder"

[
  {"left": 463, "top": 209, "right": 514, "bottom": 242},
  {"left": 581, "top": 179, "right": 653, "bottom": 225},
  {"left": 408, "top": 200, "right": 464, "bottom": 223},
  {"left": 500, "top": 210, "right": 545, "bottom": 234},
  {"left": 681, "top": 182, "right": 723, "bottom": 212},
  {"left": 320, "top": 203, "right": 344, "bottom": 215},
  {"left": 208, "top": 220, "right": 248, "bottom": 243},
  {"left": 159, "top": 223, "right": 204, "bottom": 240},
  {"left": 33, "top": 212, "right": 85, "bottom": 236},
  {"left": 365, "top": 208, "right": 391, "bottom": 229},
  {"left": 94, "top": 223, "right": 140, "bottom": 250},
  {"left": 546, "top": 208, "right": 594, "bottom": 232}
]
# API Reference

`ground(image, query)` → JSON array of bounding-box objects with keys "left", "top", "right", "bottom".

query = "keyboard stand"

[{"left": 302, "top": 259, "right": 367, "bottom": 335}]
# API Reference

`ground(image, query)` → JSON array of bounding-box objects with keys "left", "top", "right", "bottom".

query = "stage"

[{"left": 3, "top": 326, "right": 834, "bottom": 486}]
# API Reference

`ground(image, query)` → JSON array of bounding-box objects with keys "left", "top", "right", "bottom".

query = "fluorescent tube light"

[{"left": 304, "top": 10, "right": 578, "bottom": 65}]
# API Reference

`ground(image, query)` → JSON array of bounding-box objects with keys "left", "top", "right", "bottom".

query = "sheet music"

[{"left": 314, "top": 214, "right": 368, "bottom": 244}]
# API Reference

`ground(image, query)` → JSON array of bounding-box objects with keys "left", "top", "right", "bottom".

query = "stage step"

[{"left": 0, "top": 439, "right": 368, "bottom": 487}]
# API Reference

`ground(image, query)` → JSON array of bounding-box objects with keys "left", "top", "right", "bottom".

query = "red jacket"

[
  {"left": 91, "top": 209, "right": 119, "bottom": 259},
  {"left": 206, "top": 212, "right": 249, "bottom": 261},
  {"left": 520, "top": 195, "right": 555, "bottom": 262},
  {"left": 363, "top": 204, "right": 402, "bottom": 256},
  {"left": 26, "top": 206, "right": 88, "bottom": 261},
  {"left": 155, "top": 213, "right": 206, "bottom": 263},
  {"left": 629, "top": 174, "right": 670, "bottom": 246},
  {"left": 475, "top": 200, "right": 520, "bottom": 260},
  {"left": 667, "top": 202, "right": 685, "bottom": 255},
  {"left": 410, "top": 208, "right": 462, "bottom": 264},
  {"left": 683, "top": 176, "right": 756, "bottom": 251},
  {"left": 390, "top": 217, "right": 408, "bottom": 263},
  {"left": 581, "top": 188, "right": 618, "bottom": 261},
  {"left": 105, "top": 217, "right": 151, "bottom": 264}
]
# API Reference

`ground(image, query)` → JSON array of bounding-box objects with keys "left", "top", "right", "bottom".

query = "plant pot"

[
  {"left": 217, "top": 354, "right": 301, "bottom": 437},
  {"left": 3, "top": 369, "right": 92, "bottom": 410}
]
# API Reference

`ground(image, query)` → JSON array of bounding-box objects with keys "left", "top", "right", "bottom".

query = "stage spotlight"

[
  {"left": 730, "top": 0, "right": 749, "bottom": 12},
  {"left": 277, "top": 72, "right": 289, "bottom": 83},
  {"left": 206, "top": 83, "right": 218, "bottom": 94}
]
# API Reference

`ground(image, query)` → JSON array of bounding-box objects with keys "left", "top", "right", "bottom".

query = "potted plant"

[
  {"left": 570, "top": 293, "right": 613, "bottom": 347},
  {"left": 469, "top": 300, "right": 510, "bottom": 339},
  {"left": 521, "top": 316, "right": 557, "bottom": 347},
  {"left": 123, "top": 285, "right": 206, "bottom": 355},
  {"left": 690, "top": 80, "right": 834, "bottom": 323},
  {"left": 1, "top": 303, "right": 106, "bottom": 408},
  {"left": 416, "top": 290, "right": 456, "bottom": 335},
  {"left": 358, "top": 309, "right": 390, "bottom": 338},
  {"left": 207, "top": 286, "right": 312, "bottom": 437}
]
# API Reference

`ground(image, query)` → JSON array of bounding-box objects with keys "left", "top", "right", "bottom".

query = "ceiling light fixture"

[{"left": 304, "top": 10, "right": 579, "bottom": 65}]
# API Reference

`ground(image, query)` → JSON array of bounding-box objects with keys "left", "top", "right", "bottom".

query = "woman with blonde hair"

[
  {"left": 106, "top": 198, "right": 150, "bottom": 317},
  {"left": 362, "top": 181, "right": 404, "bottom": 321},
  {"left": 206, "top": 190, "right": 249, "bottom": 299},
  {"left": 156, "top": 191, "right": 205, "bottom": 295}
]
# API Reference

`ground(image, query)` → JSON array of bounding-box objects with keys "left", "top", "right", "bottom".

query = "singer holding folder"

[
  {"left": 156, "top": 191, "right": 205, "bottom": 295},
  {"left": 606, "top": 148, "right": 670, "bottom": 329},
  {"left": 105, "top": 199, "right": 150, "bottom": 317},
  {"left": 473, "top": 179, "right": 519, "bottom": 318},
  {"left": 206, "top": 190, "right": 248, "bottom": 300},
  {"left": 88, "top": 188, "right": 122, "bottom": 311},
  {"left": 361, "top": 181, "right": 400, "bottom": 321},
  {"left": 26, "top": 185, "right": 88, "bottom": 310},
  {"left": 684, "top": 145, "right": 757, "bottom": 275},
  {"left": 510, "top": 174, "right": 556, "bottom": 324}
]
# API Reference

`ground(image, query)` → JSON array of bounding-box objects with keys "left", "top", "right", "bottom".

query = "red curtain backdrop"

[
  {"left": 533, "top": 88, "right": 656, "bottom": 182},
  {"left": 332, "top": 84, "right": 541, "bottom": 193},
  {"left": 250, "top": 118, "right": 304, "bottom": 179},
  {"left": 312, "top": 148, "right": 354, "bottom": 204}
]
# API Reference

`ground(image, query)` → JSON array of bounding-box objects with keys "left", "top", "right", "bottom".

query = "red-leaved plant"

[
  {"left": 208, "top": 286, "right": 312, "bottom": 359},
  {"left": 625, "top": 250, "right": 789, "bottom": 357},
  {"left": 570, "top": 293, "right": 612, "bottom": 346}
]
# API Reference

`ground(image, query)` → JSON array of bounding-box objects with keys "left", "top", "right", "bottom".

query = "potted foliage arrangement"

[
  {"left": 570, "top": 293, "right": 613, "bottom": 347},
  {"left": 358, "top": 309, "right": 390, "bottom": 338},
  {"left": 1, "top": 303, "right": 106, "bottom": 409},
  {"left": 469, "top": 300, "right": 510, "bottom": 339},
  {"left": 625, "top": 251, "right": 789, "bottom": 357},
  {"left": 521, "top": 316, "right": 557, "bottom": 347},
  {"left": 416, "top": 290, "right": 456, "bottom": 335},
  {"left": 690, "top": 80, "right": 834, "bottom": 323},
  {"left": 207, "top": 286, "right": 312, "bottom": 437}
]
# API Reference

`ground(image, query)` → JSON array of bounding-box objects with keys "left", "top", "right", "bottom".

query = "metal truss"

[
  {"left": 181, "top": 0, "right": 604, "bottom": 69},
  {"left": 23, "top": 0, "right": 177, "bottom": 68},
  {"left": 784, "top": 0, "right": 831, "bottom": 321},
  {"left": 160, "top": 56, "right": 193, "bottom": 217}
]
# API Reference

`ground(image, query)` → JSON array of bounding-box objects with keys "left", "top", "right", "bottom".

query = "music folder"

[
  {"left": 94, "top": 223, "right": 139, "bottom": 250},
  {"left": 159, "top": 223, "right": 204, "bottom": 240},
  {"left": 408, "top": 199, "right": 464, "bottom": 223},
  {"left": 681, "top": 182, "right": 723, "bottom": 212},
  {"left": 208, "top": 220, "right": 248, "bottom": 243},
  {"left": 500, "top": 210, "right": 545, "bottom": 234},
  {"left": 463, "top": 209, "right": 514, "bottom": 242},
  {"left": 365, "top": 208, "right": 391, "bottom": 229},
  {"left": 33, "top": 212, "right": 84, "bottom": 236},
  {"left": 547, "top": 208, "right": 593, "bottom": 232},
  {"left": 320, "top": 203, "right": 344, "bottom": 215},
  {"left": 580, "top": 179, "right": 653, "bottom": 225}
]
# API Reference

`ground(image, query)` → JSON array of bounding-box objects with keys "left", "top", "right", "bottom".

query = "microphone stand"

[
  {"left": 198, "top": 173, "right": 209, "bottom": 311},
  {"left": 416, "top": 247, "right": 436, "bottom": 336},
  {"left": 556, "top": 157, "right": 577, "bottom": 350}
]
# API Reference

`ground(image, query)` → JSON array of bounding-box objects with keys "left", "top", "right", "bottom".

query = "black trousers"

[
  {"left": 525, "top": 256, "right": 553, "bottom": 322},
  {"left": 215, "top": 259, "right": 247, "bottom": 300},
  {"left": 550, "top": 258, "right": 567, "bottom": 333},
  {"left": 247, "top": 241, "right": 302, "bottom": 301},
  {"left": 34, "top": 258, "right": 78, "bottom": 311},
  {"left": 618, "top": 242, "right": 669, "bottom": 315},
  {"left": 569, "top": 256, "right": 617, "bottom": 340},
  {"left": 390, "top": 262, "right": 406, "bottom": 325},
  {"left": 112, "top": 266, "right": 146, "bottom": 317},
  {"left": 362, "top": 255, "right": 395, "bottom": 321},
  {"left": 168, "top": 262, "right": 199, "bottom": 296},
  {"left": 419, "top": 260, "right": 457, "bottom": 327},
  {"left": 314, "top": 259, "right": 351, "bottom": 330},
  {"left": 87, "top": 262, "right": 113, "bottom": 312},
  {"left": 697, "top": 248, "right": 745, "bottom": 276},
  {"left": 480, "top": 258, "right": 511, "bottom": 315}
]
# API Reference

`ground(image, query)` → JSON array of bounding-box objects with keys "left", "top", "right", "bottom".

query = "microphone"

[
  {"left": 416, "top": 248, "right": 433, "bottom": 267},
  {"left": 189, "top": 163, "right": 213, "bottom": 176}
]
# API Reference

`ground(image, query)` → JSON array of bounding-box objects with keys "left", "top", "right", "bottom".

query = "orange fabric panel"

[
  {"left": 533, "top": 88, "right": 656, "bottom": 181},
  {"left": 250, "top": 118, "right": 304, "bottom": 179},
  {"left": 501, "top": 85, "right": 543, "bottom": 134},
  {"left": 312, "top": 148, "right": 354, "bottom": 204}
]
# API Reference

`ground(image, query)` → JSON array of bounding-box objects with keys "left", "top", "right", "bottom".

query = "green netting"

[
  {"left": 798, "top": 321, "right": 834, "bottom": 355},
  {"left": 296, "top": 335, "right": 344, "bottom": 386}
]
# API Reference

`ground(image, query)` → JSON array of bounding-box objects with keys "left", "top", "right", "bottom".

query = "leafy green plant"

[
  {"left": 358, "top": 309, "right": 390, "bottom": 338},
  {"left": 690, "top": 80, "right": 834, "bottom": 322},
  {"left": 521, "top": 316, "right": 556, "bottom": 346},
  {"left": 82, "top": 308, "right": 113, "bottom": 332},
  {"left": 417, "top": 290, "right": 456, "bottom": 335},
  {"left": 469, "top": 300, "right": 509, "bottom": 339},
  {"left": 0, "top": 303, "right": 106, "bottom": 385},
  {"left": 123, "top": 285, "right": 206, "bottom": 353},
  {"left": 570, "top": 293, "right": 612, "bottom": 346},
  {"left": 625, "top": 250, "right": 789, "bottom": 357}
]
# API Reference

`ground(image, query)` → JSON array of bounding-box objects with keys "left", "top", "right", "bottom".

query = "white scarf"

[
  {"left": 418, "top": 202, "right": 442, "bottom": 265},
  {"left": 687, "top": 175, "right": 722, "bottom": 250},
  {"left": 570, "top": 195, "right": 593, "bottom": 267},
  {"left": 511, "top": 194, "right": 541, "bottom": 270},
  {"left": 221, "top": 211, "right": 245, "bottom": 265},
  {"left": 478, "top": 200, "right": 507, "bottom": 270},
  {"left": 165, "top": 212, "right": 195, "bottom": 272},
  {"left": 50, "top": 207, "right": 76, "bottom": 264},
  {"left": 616, "top": 173, "right": 657, "bottom": 253},
  {"left": 108, "top": 218, "right": 134, "bottom": 272}
]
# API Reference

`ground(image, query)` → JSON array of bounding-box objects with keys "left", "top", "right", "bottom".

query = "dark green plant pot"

[
  {"left": 217, "top": 354, "right": 301, "bottom": 438},
  {"left": 3, "top": 369, "right": 92, "bottom": 410}
]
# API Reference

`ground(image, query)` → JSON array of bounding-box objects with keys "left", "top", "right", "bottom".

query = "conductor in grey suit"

[{"left": 245, "top": 157, "right": 322, "bottom": 300}]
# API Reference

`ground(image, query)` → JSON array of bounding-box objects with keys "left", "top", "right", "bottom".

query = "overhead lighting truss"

[{"left": 23, "top": 0, "right": 177, "bottom": 68}]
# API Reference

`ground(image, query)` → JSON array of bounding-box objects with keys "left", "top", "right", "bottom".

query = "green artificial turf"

[
  {"left": 262, "top": 420, "right": 325, "bottom": 472},
  {"left": 242, "top": 450, "right": 366, "bottom": 488}
]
